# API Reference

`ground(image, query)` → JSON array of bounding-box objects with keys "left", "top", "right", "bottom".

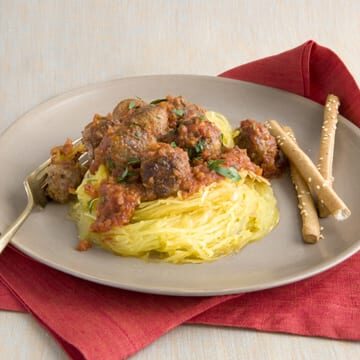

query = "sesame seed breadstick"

[
  {"left": 317, "top": 94, "right": 340, "bottom": 217},
  {"left": 284, "top": 127, "right": 321, "bottom": 243},
  {"left": 266, "top": 120, "right": 351, "bottom": 221}
]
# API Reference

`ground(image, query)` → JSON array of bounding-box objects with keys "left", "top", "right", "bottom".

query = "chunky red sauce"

[{"left": 46, "top": 96, "right": 285, "bottom": 235}]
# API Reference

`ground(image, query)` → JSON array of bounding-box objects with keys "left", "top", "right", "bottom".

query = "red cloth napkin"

[{"left": 0, "top": 41, "right": 359, "bottom": 360}]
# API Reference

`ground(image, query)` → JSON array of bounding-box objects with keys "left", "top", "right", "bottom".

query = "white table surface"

[{"left": 1, "top": 1, "right": 359, "bottom": 359}]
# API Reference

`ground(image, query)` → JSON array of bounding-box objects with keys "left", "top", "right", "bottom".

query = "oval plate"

[{"left": 0, "top": 75, "right": 359, "bottom": 296}]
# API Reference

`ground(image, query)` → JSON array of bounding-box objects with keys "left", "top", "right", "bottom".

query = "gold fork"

[{"left": 0, "top": 138, "right": 84, "bottom": 253}]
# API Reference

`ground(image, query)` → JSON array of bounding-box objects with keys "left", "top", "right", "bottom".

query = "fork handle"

[{"left": 0, "top": 184, "right": 34, "bottom": 254}]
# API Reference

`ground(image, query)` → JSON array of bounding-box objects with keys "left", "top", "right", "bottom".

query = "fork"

[{"left": 0, "top": 138, "right": 84, "bottom": 254}]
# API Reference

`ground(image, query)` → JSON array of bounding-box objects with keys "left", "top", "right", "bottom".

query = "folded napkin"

[{"left": 0, "top": 41, "right": 359, "bottom": 360}]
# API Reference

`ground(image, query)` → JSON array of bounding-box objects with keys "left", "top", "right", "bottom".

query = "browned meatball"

[
  {"left": 175, "top": 118, "right": 222, "bottom": 160},
  {"left": 46, "top": 163, "right": 84, "bottom": 203},
  {"left": 140, "top": 143, "right": 191, "bottom": 198},
  {"left": 122, "top": 105, "right": 168, "bottom": 138},
  {"left": 90, "top": 124, "right": 156, "bottom": 175},
  {"left": 235, "top": 119, "right": 286, "bottom": 178},
  {"left": 90, "top": 105, "right": 169, "bottom": 174},
  {"left": 158, "top": 95, "right": 206, "bottom": 128},
  {"left": 82, "top": 114, "right": 113, "bottom": 160},
  {"left": 112, "top": 98, "right": 147, "bottom": 123},
  {"left": 45, "top": 139, "right": 86, "bottom": 203}
]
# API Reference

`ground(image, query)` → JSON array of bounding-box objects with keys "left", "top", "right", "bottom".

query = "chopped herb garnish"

[
  {"left": 215, "top": 167, "right": 241, "bottom": 181},
  {"left": 199, "top": 114, "right": 206, "bottom": 121},
  {"left": 187, "top": 148, "right": 195, "bottom": 158},
  {"left": 128, "top": 101, "right": 137, "bottom": 110},
  {"left": 208, "top": 159, "right": 224, "bottom": 169},
  {"left": 172, "top": 108, "right": 185, "bottom": 117},
  {"left": 117, "top": 167, "right": 129, "bottom": 183},
  {"left": 106, "top": 159, "right": 115, "bottom": 170},
  {"left": 207, "top": 160, "right": 241, "bottom": 182},
  {"left": 87, "top": 198, "right": 98, "bottom": 213},
  {"left": 170, "top": 141, "right": 177, "bottom": 148},
  {"left": 127, "top": 157, "right": 140, "bottom": 165},
  {"left": 134, "top": 130, "right": 142, "bottom": 139},
  {"left": 150, "top": 98, "right": 167, "bottom": 105},
  {"left": 194, "top": 138, "right": 206, "bottom": 154},
  {"left": 220, "top": 133, "right": 224, "bottom": 144}
]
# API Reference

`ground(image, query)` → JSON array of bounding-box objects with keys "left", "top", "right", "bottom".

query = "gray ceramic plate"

[{"left": 0, "top": 75, "right": 359, "bottom": 296}]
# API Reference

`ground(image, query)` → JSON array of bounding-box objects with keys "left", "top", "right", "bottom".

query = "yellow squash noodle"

[
  {"left": 72, "top": 166, "right": 279, "bottom": 264},
  {"left": 205, "top": 111, "right": 235, "bottom": 148}
]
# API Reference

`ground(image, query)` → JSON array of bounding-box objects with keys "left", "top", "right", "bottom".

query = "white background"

[{"left": 0, "top": 1, "right": 359, "bottom": 359}]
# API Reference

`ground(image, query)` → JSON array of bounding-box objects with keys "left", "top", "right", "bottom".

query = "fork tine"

[{"left": 0, "top": 138, "right": 85, "bottom": 253}]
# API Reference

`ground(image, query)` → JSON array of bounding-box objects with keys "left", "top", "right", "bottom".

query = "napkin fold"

[{"left": 0, "top": 40, "right": 359, "bottom": 360}]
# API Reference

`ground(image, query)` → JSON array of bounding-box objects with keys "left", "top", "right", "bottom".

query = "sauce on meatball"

[
  {"left": 46, "top": 96, "right": 286, "bottom": 236},
  {"left": 235, "top": 119, "right": 286, "bottom": 178},
  {"left": 140, "top": 143, "right": 191, "bottom": 198},
  {"left": 176, "top": 117, "right": 222, "bottom": 160}
]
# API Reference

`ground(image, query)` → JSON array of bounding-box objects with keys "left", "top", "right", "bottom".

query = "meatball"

[
  {"left": 90, "top": 124, "right": 156, "bottom": 175},
  {"left": 122, "top": 105, "right": 169, "bottom": 138},
  {"left": 158, "top": 95, "right": 206, "bottom": 128},
  {"left": 90, "top": 105, "right": 169, "bottom": 174},
  {"left": 235, "top": 119, "right": 286, "bottom": 178},
  {"left": 45, "top": 139, "right": 86, "bottom": 203},
  {"left": 82, "top": 114, "right": 113, "bottom": 160},
  {"left": 46, "top": 162, "right": 84, "bottom": 203},
  {"left": 140, "top": 143, "right": 191, "bottom": 198},
  {"left": 175, "top": 118, "right": 222, "bottom": 160},
  {"left": 91, "top": 182, "right": 141, "bottom": 233},
  {"left": 112, "top": 98, "right": 147, "bottom": 123}
]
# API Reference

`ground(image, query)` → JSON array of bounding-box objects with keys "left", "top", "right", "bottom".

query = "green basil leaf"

[
  {"left": 87, "top": 198, "right": 98, "bottom": 213},
  {"left": 220, "top": 133, "right": 224, "bottom": 144},
  {"left": 127, "top": 157, "right": 140, "bottom": 165},
  {"left": 207, "top": 160, "right": 241, "bottom": 182},
  {"left": 106, "top": 159, "right": 115, "bottom": 170},
  {"left": 172, "top": 108, "right": 185, "bottom": 117},
  {"left": 207, "top": 159, "right": 224, "bottom": 170},
  {"left": 194, "top": 139, "right": 206, "bottom": 154},
  {"left": 128, "top": 101, "right": 136, "bottom": 110},
  {"left": 215, "top": 166, "right": 241, "bottom": 181},
  {"left": 117, "top": 167, "right": 129, "bottom": 183},
  {"left": 150, "top": 98, "right": 167, "bottom": 105}
]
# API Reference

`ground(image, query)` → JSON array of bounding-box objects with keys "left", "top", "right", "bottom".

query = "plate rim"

[{"left": 2, "top": 74, "right": 360, "bottom": 296}]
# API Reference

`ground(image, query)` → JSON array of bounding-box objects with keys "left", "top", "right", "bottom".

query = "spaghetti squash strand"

[{"left": 72, "top": 169, "right": 279, "bottom": 263}]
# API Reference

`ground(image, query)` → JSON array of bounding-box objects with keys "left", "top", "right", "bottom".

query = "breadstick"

[
  {"left": 284, "top": 127, "right": 321, "bottom": 243},
  {"left": 317, "top": 94, "right": 340, "bottom": 217},
  {"left": 265, "top": 120, "right": 351, "bottom": 221}
]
